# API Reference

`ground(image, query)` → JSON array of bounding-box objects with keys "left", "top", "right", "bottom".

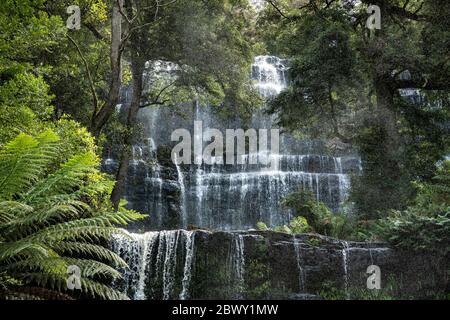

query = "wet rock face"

[{"left": 112, "top": 230, "right": 448, "bottom": 300}]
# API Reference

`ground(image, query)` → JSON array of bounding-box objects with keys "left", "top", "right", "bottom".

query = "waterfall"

[
  {"left": 229, "top": 234, "right": 246, "bottom": 298},
  {"left": 115, "top": 54, "right": 360, "bottom": 231},
  {"left": 131, "top": 146, "right": 144, "bottom": 166},
  {"left": 111, "top": 231, "right": 159, "bottom": 300},
  {"left": 144, "top": 163, "right": 164, "bottom": 229},
  {"left": 134, "top": 233, "right": 158, "bottom": 300},
  {"left": 108, "top": 52, "right": 362, "bottom": 299},
  {"left": 188, "top": 154, "right": 356, "bottom": 230},
  {"left": 293, "top": 237, "right": 306, "bottom": 293},
  {"left": 252, "top": 55, "right": 288, "bottom": 97},
  {"left": 174, "top": 155, "right": 188, "bottom": 228},
  {"left": 112, "top": 230, "right": 196, "bottom": 300},
  {"left": 161, "top": 231, "right": 180, "bottom": 300},
  {"left": 179, "top": 231, "right": 195, "bottom": 300},
  {"left": 341, "top": 241, "right": 350, "bottom": 298}
]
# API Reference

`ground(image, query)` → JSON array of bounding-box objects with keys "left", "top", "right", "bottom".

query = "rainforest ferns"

[{"left": 0, "top": 130, "right": 145, "bottom": 300}]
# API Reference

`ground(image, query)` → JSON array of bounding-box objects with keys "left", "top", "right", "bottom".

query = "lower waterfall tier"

[{"left": 111, "top": 230, "right": 448, "bottom": 300}]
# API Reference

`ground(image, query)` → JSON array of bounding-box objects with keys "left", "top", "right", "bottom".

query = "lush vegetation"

[
  {"left": 376, "top": 160, "right": 450, "bottom": 255},
  {"left": 1, "top": 0, "right": 449, "bottom": 300},
  {"left": 0, "top": 130, "right": 145, "bottom": 299},
  {"left": 0, "top": 0, "right": 262, "bottom": 300},
  {"left": 258, "top": 0, "right": 449, "bottom": 252}
]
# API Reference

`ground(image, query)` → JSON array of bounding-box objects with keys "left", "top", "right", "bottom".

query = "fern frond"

[
  {"left": 2, "top": 257, "right": 67, "bottom": 278},
  {"left": 23, "top": 153, "right": 97, "bottom": 203},
  {"left": 0, "top": 242, "right": 53, "bottom": 262},
  {"left": 0, "top": 131, "right": 59, "bottom": 200},
  {"left": 0, "top": 201, "right": 33, "bottom": 224},
  {"left": 63, "top": 258, "right": 122, "bottom": 279},
  {"left": 27, "top": 216, "right": 121, "bottom": 244},
  {"left": 80, "top": 278, "right": 129, "bottom": 300},
  {"left": 56, "top": 242, "right": 128, "bottom": 268},
  {"left": 0, "top": 203, "right": 87, "bottom": 241},
  {"left": 0, "top": 131, "right": 142, "bottom": 300}
]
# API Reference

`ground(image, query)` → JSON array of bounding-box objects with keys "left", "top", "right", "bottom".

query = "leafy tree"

[
  {"left": 261, "top": 0, "right": 450, "bottom": 217},
  {"left": 110, "top": 0, "right": 261, "bottom": 208},
  {"left": 0, "top": 130, "right": 144, "bottom": 300}
]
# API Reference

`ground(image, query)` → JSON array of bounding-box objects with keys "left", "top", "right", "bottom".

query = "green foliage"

[
  {"left": 51, "top": 117, "right": 100, "bottom": 164},
  {"left": 244, "top": 240, "right": 271, "bottom": 300},
  {"left": 377, "top": 210, "right": 450, "bottom": 254},
  {"left": 306, "top": 237, "right": 322, "bottom": 247},
  {"left": 257, "top": 216, "right": 310, "bottom": 235},
  {"left": 350, "top": 123, "right": 414, "bottom": 219},
  {"left": 273, "top": 225, "right": 293, "bottom": 234},
  {"left": 245, "top": 259, "right": 271, "bottom": 299},
  {"left": 262, "top": 0, "right": 450, "bottom": 219},
  {"left": 282, "top": 189, "right": 351, "bottom": 239},
  {"left": 376, "top": 161, "right": 450, "bottom": 255},
  {"left": 124, "top": 0, "right": 262, "bottom": 123},
  {"left": 0, "top": 131, "right": 145, "bottom": 299},
  {"left": 319, "top": 280, "right": 396, "bottom": 301},
  {"left": 0, "top": 73, "right": 54, "bottom": 144},
  {"left": 256, "top": 221, "right": 269, "bottom": 231},
  {"left": 319, "top": 274, "right": 407, "bottom": 300},
  {"left": 289, "top": 216, "right": 310, "bottom": 234}
]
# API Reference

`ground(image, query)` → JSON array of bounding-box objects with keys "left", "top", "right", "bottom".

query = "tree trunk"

[
  {"left": 90, "top": 0, "right": 123, "bottom": 138},
  {"left": 374, "top": 76, "right": 400, "bottom": 155},
  {"left": 110, "top": 53, "right": 145, "bottom": 210}
]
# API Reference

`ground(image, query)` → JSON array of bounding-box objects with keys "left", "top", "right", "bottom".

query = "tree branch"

[
  {"left": 265, "top": 0, "right": 289, "bottom": 19},
  {"left": 139, "top": 80, "right": 176, "bottom": 108},
  {"left": 67, "top": 34, "right": 99, "bottom": 116}
]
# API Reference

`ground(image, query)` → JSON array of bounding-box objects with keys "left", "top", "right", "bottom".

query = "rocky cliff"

[{"left": 112, "top": 230, "right": 448, "bottom": 300}]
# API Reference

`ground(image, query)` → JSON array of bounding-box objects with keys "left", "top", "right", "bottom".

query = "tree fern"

[
  {"left": 0, "top": 131, "right": 145, "bottom": 300},
  {"left": 0, "top": 130, "right": 59, "bottom": 200}
]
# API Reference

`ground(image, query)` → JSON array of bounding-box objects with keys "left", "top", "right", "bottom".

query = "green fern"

[
  {"left": 376, "top": 160, "right": 450, "bottom": 254},
  {"left": 0, "top": 131, "right": 145, "bottom": 300}
]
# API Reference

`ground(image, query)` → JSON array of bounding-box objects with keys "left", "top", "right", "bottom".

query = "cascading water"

[
  {"left": 341, "top": 241, "right": 350, "bottom": 298},
  {"left": 229, "top": 234, "right": 246, "bottom": 298},
  {"left": 252, "top": 55, "right": 289, "bottom": 97},
  {"left": 112, "top": 230, "right": 196, "bottom": 300},
  {"left": 107, "top": 53, "right": 361, "bottom": 299},
  {"left": 188, "top": 152, "right": 357, "bottom": 230},
  {"left": 107, "top": 1, "right": 361, "bottom": 299},
  {"left": 174, "top": 155, "right": 188, "bottom": 229},
  {"left": 293, "top": 236, "right": 306, "bottom": 293},
  {"left": 108, "top": 53, "right": 360, "bottom": 231},
  {"left": 179, "top": 231, "right": 195, "bottom": 300},
  {"left": 134, "top": 233, "right": 158, "bottom": 300}
]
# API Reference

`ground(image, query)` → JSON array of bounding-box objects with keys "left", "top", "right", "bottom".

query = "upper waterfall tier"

[{"left": 252, "top": 55, "right": 289, "bottom": 97}]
